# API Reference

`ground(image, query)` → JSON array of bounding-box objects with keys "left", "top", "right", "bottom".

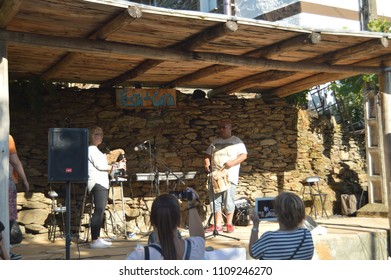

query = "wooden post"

[
  {"left": 223, "top": 0, "right": 232, "bottom": 16},
  {"left": 379, "top": 70, "right": 391, "bottom": 256},
  {"left": 359, "top": 0, "right": 378, "bottom": 31},
  {"left": 0, "top": 39, "right": 10, "bottom": 256}
]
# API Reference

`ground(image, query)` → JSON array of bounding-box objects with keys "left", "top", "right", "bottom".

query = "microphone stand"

[
  {"left": 206, "top": 145, "right": 240, "bottom": 241},
  {"left": 148, "top": 141, "right": 160, "bottom": 196},
  {"left": 141, "top": 140, "right": 186, "bottom": 195},
  {"left": 139, "top": 140, "right": 187, "bottom": 244}
]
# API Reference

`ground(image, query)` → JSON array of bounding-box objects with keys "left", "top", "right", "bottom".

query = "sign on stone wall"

[{"left": 116, "top": 88, "right": 176, "bottom": 108}]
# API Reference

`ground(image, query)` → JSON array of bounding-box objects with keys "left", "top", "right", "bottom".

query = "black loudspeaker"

[{"left": 48, "top": 128, "right": 89, "bottom": 182}]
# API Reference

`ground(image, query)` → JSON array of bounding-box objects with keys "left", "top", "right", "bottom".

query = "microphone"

[{"left": 134, "top": 140, "right": 148, "bottom": 151}]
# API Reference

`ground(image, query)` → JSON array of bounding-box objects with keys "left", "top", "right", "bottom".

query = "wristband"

[{"left": 252, "top": 228, "right": 259, "bottom": 232}]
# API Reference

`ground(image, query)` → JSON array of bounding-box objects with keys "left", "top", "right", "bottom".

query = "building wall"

[
  {"left": 235, "top": 0, "right": 390, "bottom": 30},
  {"left": 129, "top": 1, "right": 390, "bottom": 30}
]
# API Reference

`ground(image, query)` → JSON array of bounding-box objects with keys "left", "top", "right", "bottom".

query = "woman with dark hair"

[
  {"left": 249, "top": 192, "right": 314, "bottom": 260},
  {"left": 126, "top": 188, "right": 205, "bottom": 260}
]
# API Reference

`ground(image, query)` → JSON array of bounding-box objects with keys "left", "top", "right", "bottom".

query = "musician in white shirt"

[{"left": 88, "top": 126, "right": 126, "bottom": 249}]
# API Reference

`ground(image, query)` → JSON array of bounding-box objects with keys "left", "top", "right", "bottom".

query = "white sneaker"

[
  {"left": 90, "top": 238, "right": 111, "bottom": 249},
  {"left": 101, "top": 238, "right": 112, "bottom": 245}
]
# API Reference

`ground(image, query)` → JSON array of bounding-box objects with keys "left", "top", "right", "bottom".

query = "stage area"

[{"left": 10, "top": 216, "right": 390, "bottom": 260}]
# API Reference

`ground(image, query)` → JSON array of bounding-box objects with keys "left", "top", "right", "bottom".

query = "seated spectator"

[
  {"left": 249, "top": 192, "right": 314, "bottom": 260},
  {"left": 126, "top": 188, "right": 205, "bottom": 260}
]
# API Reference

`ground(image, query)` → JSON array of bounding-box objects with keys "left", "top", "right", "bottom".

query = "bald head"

[{"left": 219, "top": 119, "right": 233, "bottom": 139}]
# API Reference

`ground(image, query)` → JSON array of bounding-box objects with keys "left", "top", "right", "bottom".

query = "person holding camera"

[
  {"left": 126, "top": 188, "right": 205, "bottom": 260},
  {"left": 88, "top": 126, "right": 126, "bottom": 249},
  {"left": 249, "top": 192, "right": 314, "bottom": 260},
  {"left": 204, "top": 119, "right": 247, "bottom": 233}
]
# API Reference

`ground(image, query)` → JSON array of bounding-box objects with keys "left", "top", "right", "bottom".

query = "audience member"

[
  {"left": 126, "top": 188, "right": 205, "bottom": 260},
  {"left": 249, "top": 192, "right": 314, "bottom": 260}
]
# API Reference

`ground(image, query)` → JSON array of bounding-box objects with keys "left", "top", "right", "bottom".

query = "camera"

[
  {"left": 255, "top": 197, "right": 277, "bottom": 221},
  {"left": 169, "top": 190, "right": 194, "bottom": 201}
]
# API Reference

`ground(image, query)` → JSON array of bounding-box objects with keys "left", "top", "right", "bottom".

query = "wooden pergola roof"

[{"left": 1, "top": 0, "right": 391, "bottom": 100}]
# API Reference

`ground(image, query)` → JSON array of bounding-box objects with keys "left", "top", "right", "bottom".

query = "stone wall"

[{"left": 9, "top": 88, "right": 367, "bottom": 237}]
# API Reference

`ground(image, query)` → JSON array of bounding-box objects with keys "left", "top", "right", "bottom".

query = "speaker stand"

[{"left": 65, "top": 181, "right": 71, "bottom": 260}]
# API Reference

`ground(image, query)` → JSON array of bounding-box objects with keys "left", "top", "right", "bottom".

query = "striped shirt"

[{"left": 251, "top": 228, "right": 314, "bottom": 260}]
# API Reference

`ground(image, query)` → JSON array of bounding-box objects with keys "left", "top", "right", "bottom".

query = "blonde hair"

[
  {"left": 89, "top": 126, "right": 103, "bottom": 144},
  {"left": 274, "top": 192, "right": 305, "bottom": 230}
]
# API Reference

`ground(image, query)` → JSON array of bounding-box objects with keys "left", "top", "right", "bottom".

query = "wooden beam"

[
  {"left": 0, "top": 29, "right": 383, "bottom": 75},
  {"left": 92, "top": 6, "right": 142, "bottom": 40},
  {"left": 260, "top": 39, "right": 390, "bottom": 97},
  {"left": 0, "top": 0, "right": 22, "bottom": 28},
  {"left": 175, "top": 21, "right": 238, "bottom": 51},
  {"left": 167, "top": 32, "right": 321, "bottom": 87},
  {"left": 208, "top": 70, "right": 295, "bottom": 97},
  {"left": 267, "top": 72, "right": 356, "bottom": 98},
  {"left": 168, "top": 64, "right": 233, "bottom": 87},
  {"left": 208, "top": 37, "right": 388, "bottom": 97},
  {"left": 41, "top": 6, "right": 142, "bottom": 80},
  {"left": 102, "top": 21, "right": 238, "bottom": 87},
  {"left": 169, "top": 34, "right": 384, "bottom": 94},
  {"left": 325, "top": 37, "right": 389, "bottom": 65},
  {"left": 101, "top": 60, "right": 161, "bottom": 88},
  {"left": 247, "top": 33, "right": 322, "bottom": 59}
]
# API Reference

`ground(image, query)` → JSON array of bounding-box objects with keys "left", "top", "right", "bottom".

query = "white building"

[{"left": 235, "top": 0, "right": 391, "bottom": 31}]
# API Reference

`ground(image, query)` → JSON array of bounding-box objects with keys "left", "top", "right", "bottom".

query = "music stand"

[{"left": 206, "top": 146, "right": 240, "bottom": 241}]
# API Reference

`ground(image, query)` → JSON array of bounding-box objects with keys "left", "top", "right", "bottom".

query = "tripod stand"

[{"left": 205, "top": 148, "right": 239, "bottom": 241}]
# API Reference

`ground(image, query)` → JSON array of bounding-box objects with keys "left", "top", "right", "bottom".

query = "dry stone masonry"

[{"left": 10, "top": 89, "right": 367, "bottom": 238}]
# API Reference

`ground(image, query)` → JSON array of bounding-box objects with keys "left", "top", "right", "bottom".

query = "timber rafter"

[
  {"left": 0, "top": 0, "right": 22, "bottom": 28},
  {"left": 41, "top": 6, "right": 142, "bottom": 80},
  {"left": 0, "top": 29, "right": 382, "bottom": 75},
  {"left": 3, "top": 0, "right": 391, "bottom": 100},
  {"left": 166, "top": 33, "right": 321, "bottom": 89},
  {"left": 101, "top": 20, "right": 238, "bottom": 88},
  {"left": 208, "top": 37, "right": 389, "bottom": 97}
]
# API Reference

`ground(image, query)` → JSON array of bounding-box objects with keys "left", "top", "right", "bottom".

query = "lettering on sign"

[{"left": 116, "top": 89, "right": 176, "bottom": 108}]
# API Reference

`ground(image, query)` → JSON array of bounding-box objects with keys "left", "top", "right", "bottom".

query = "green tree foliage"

[
  {"left": 368, "top": 18, "right": 391, "bottom": 33},
  {"left": 329, "top": 76, "right": 372, "bottom": 125},
  {"left": 286, "top": 17, "right": 390, "bottom": 126}
]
